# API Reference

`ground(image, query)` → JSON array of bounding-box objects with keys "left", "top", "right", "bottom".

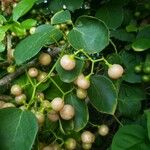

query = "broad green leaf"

[
  {"left": 64, "top": 93, "right": 89, "bottom": 131},
  {"left": 56, "top": 59, "right": 84, "bottom": 83},
  {"left": 45, "top": 76, "right": 72, "bottom": 100},
  {"left": 118, "top": 84, "right": 145, "bottom": 117},
  {"left": 67, "top": 16, "right": 109, "bottom": 54},
  {"left": 21, "top": 19, "right": 37, "bottom": 29},
  {"left": 132, "top": 38, "right": 150, "bottom": 52},
  {"left": 0, "top": 108, "right": 38, "bottom": 150},
  {"left": 49, "top": 0, "right": 84, "bottom": 12},
  {"left": 51, "top": 10, "right": 71, "bottom": 25},
  {"left": 121, "top": 51, "right": 142, "bottom": 83},
  {"left": 137, "top": 26, "right": 150, "bottom": 39},
  {"left": 96, "top": 4, "right": 123, "bottom": 29},
  {"left": 111, "top": 125, "right": 148, "bottom": 150},
  {"left": 111, "top": 29, "right": 135, "bottom": 42},
  {"left": 14, "top": 25, "right": 62, "bottom": 65},
  {"left": 88, "top": 75, "right": 117, "bottom": 115},
  {"left": 0, "top": 42, "right": 5, "bottom": 52},
  {"left": 13, "top": 0, "right": 36, "bottom": 21}
]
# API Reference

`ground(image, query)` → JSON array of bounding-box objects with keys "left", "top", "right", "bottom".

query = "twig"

[
  {"left": 6, "top": 34, "right": 12, "bottom": 63},
  {"left": 0, "top": 59, "right": 37, "bottom": 88},
  {"left": 0, "top": 94, "right": 13, "bottom": 101},
  {"left": 0, "top": 46, "right": 61, "bottom": 90}
]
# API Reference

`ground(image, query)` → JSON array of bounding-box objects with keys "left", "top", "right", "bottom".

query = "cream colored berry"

[
  {"left": 11, "top": 84, "right": 22, "bottom": 96},
  {"left": 76, "top": 74, "right": 90, "bottom": 90},
  {"left": 15, "top": 94, "right": 26, "bottom": 105},
  {"left": 47, "top": 110, "right": 59, "bottom": 122},
  {"left": 76, "top": 88, "right": 87, "bottom": 99},
  {"left": 108, "top": 64, "right": 124, "bottom": 79},
  {"left": 60, "top": 104, "right": 75, "bottom": 120},
  {"left": 98, "top": 124, "right": 109, "bottom": 136},
  {"left": 35, "top": 112, "right": 45, "bottom": 125},
  {"left": 60, "top": 55, "right": 76, "bottom": 71},
  {"left": 28, "top": 67, "right": 39, "bottom": 78},
  {"left": 42, "top": 145, "right": 54, "bottom": 150},
  {"left": 51, "top": 97, "right": 64, "bottom": 112},
  {"left": 81, "top": 131, "right": 95, "bottom": 144},
  {"left": 39, "top": 53, "right": 52, "bottom": 66}
]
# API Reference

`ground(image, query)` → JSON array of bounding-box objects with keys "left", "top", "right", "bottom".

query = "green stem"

[
  {"left": 87, "top": 61, "right": 95, "bottom": 77},
  {"left": 89, "top": 122, "right": 99, "bottom": 127},
  {"left": 110, "top": 39, "right": 117, "bottom": 54},
  {"left": 102, "top": 57, "right": 112, "bottom": 67},
  {"left": 26, "top": 71, "right": 35, "bottom": 87},
  {"left": 64, "top": 88, "right": 74, "bottom": 96},
  {"left": 50, "top": 77, "right": 65, "bottom": 95},
  {"left": 27, "top": 86, "right": 36, "bottom": 109},
  {"left": 113, "top": 115, "right": 123, "bottom": 127}
]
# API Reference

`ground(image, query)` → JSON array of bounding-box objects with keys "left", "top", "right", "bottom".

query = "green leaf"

[
  {"left": 0, "top": 25, "right": 10, "bottom": 42},
  {"left": 132, "top": 38, "right": 150, "bottom": 52},
  {"left": 88, "top": 75, "right": 117, "bottom": 115},
  {"left": 51, "top": 10, "right": 71, "bottom": 25},
  {"left": 67, "top": 16, "right": 109, "bottom": 54},
  {"left": 0, "top": 42, "right": 5, "bottom": 52},
  {"left": 56, "top": 59, "right": 84, "bottom": 83},
  {"left": 13, "top": 0, "right": 36, "bottom": 21},
  {"left": 0, "top": 15, "right": 6, "bottom": 24},
  {"left": 145, "top": 111, "right": 150, "bottom": 141},
  {"left": 45, "top": 76, "right": 72, "bottom": 100},
  {"left": 111, "top": 125, "right": 148, "bottom": 150},
  {"left": 64, "top": 93, "right": 89, "bottom": 131},
  {"left": 0, "top": 108, "right": 38, "bottom": 150},
  {"left": 10, "top": 22, "right": 26, "bottom": 37},
  {"left": 137, "top": 26, "right": 150, "bottom": 39},
  {"left": 121, "top": 51, "right": 142, "bottom": 83},
  {"left": 14, "top": 25, "right": 62, "bottom": 65},
  {"left": 118, "top": 84, "right": 145, "bottom": 117},
  {"left": 111, "top": 29, "right": 135, "bottom": 42},
  {"left": 49, "top": 0, "right": 84, "bottom": 12},
  {"left": 96, "top": 4, "right": 123, "bottom": 29},
  {"left": 21, "top": 19, "right": 37, "bottom": 29}
]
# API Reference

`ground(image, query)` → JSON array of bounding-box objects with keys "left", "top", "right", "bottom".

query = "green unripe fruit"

[
  {"left": 76, "top": 88, "right": 87, "bottom": 99},
  {"left": 98, "top": 124, "right": 109, "bottom": 136},
  {"left": 7, "top": 65, "right": 15, "bottom": 73},
  {"left": 134, "top": 65, "right": 142, "bottom": 73},
  {"left": 37, "top": 72, "right": 48, "bottom": 82},
  {"left": 142, "top": 75, "right": 150, "bottom": 82},
  {"left": 143, "top": 66, "right": 150, "bottom": 74},
  {"left": 65, "top": 138, "right": 76, "bottom": 150},
  {"left": 82, "top": 143, "right": 92, "bottom": 150}
]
